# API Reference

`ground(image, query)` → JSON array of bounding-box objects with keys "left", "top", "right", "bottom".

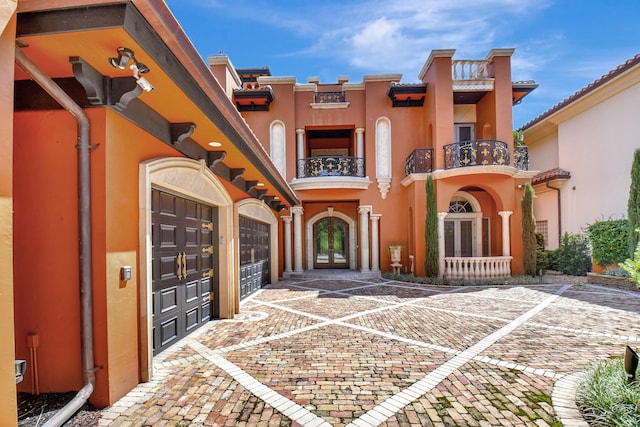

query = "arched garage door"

[
  {"left": 239, "top": 215, "right": 270, "bottom": 300},
  {"left": 151, "top": 188, "right": 219, "bottom": 354}
]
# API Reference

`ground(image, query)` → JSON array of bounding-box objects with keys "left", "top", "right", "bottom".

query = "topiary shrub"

[
  {"left": 554, "top": 232, "right": 592, "bottom": 276},
  {"left": 586, "top": 218, "right": 629, "bottom": 267}
]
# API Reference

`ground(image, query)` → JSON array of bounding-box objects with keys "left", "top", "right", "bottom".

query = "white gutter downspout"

[{"left": 15, "top": 45, "right": 97, "bottom": 427}]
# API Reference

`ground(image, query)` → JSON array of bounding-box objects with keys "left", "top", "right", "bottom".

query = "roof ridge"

[{"left": 520, "top": 53, "right": 640, "bottom": 130}]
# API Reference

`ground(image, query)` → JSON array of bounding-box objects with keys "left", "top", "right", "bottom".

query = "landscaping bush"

[
  {"left": 586, "top": 218, "right": 629, "bottom": 267},
  {"left": 620, "top": 238, "right": 640, "bottom": 287},
  {"left": 553, "top": 232, "right": 592, "bottom": 276},
  {"left": 576, "top": 357, "right": 640, "bottom": 427}
]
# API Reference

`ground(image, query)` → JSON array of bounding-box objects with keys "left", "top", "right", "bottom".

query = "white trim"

[
  {"left": 305, "top": 210, "right": 357, "bottom": 270},
  {"left": 269, "top": 120, "right": 286, "bottom": 179},
  {"left": 290, "top": 176, "right": 372, "bottom": 190},
  {"left": 139, "top": 157, "right": 234, "bottom": 382},
  {"left": 236, "top": 199, "right": 280, "bottom": 285}
]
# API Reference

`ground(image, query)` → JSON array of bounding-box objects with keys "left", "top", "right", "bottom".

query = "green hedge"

[{"left": 586, "top": 219, "right": 629, "bottom": 267}]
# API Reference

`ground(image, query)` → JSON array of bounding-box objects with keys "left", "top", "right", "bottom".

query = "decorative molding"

[
  {"left": 207, "top": 151, "right": 226, "bottom": 168},
  {"left": 377, "top": 178, "right": 391, "bottom": 199},
  {"left": 230, "top": 168, "right": 245, "bottom": 182},
  {"left": 310, "top": 102, "right": 350, "bottom": 109},
  {"left": 171, "top": 122, "right": 196, "bottom": 147},
  {"left": 290, "top": 176, "right": 372, "bottom": 191},
  {"left": 70, "top": 56, "right": 105, "bottom": 105}
]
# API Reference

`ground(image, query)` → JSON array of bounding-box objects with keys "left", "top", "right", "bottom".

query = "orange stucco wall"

[
  {"left": 1, "top": 11, "right": 17, "bottom": 426},
  {"left": 13, "top": 106, "right": 184, "bottom": 407}
]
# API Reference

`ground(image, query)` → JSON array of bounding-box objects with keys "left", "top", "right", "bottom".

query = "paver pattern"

[{"left": 100, "top": 276, "right": 640, "bottom": 426}]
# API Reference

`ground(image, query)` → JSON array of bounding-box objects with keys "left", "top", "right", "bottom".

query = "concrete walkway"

[{"left": 100, "top": 276, "right": 640, "bottom": 426}]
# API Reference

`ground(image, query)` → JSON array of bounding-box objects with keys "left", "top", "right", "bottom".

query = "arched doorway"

[
  {"left": 445, "top": 192, "right": 483, "bottom": 257},
  {"left": 313, "top": 216, "right": 349, "bottom": 269}
]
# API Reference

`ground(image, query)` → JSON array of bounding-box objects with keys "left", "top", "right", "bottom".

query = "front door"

[
  {"left": 151, "top": 189, "right": 218, "bottom": 355},
  {"left": 314, "top": 217, "right": 349, "bottom": 269}
]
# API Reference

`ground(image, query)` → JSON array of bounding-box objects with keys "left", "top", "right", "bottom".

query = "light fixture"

[
  {"left": 625, "top": 345, "right": 638, "bottom": 383},
  {"left": 108, "top": 47, "right": 134, "bottom": 69},
  {"left": 257, "top": 182, "right": 265, "bottom": 187},
  {"left": 208, "top": 141, "right": 222, "bottom": 147},
  {"left": 131, "top": 63, "right": 154, "bottom": 92},
  {"left": 109, "top": 47, "right": 154, "bottom": 92}
]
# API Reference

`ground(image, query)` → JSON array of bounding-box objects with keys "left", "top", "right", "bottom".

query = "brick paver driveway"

[{"left": 101, "top": 276, "right": 640, "bottom": 426}]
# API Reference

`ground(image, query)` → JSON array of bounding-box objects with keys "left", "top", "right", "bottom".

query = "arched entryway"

[
  {"left": 445, "top": 191, "right": 483, "bottom": 257},
  {"left": 313, "top": 216, "right": 349, "bottom": 268},
  {"left": 306, "top": 210, "right": 357, "bottom": 270},
  {"left": 139, "top": 158, "right": 233, "bottom": 381}
]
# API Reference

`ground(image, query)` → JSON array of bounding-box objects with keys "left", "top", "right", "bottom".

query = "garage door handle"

[
  {"left": 181, "top": 252, "right": 187, "bottom": 279},
  {"left": 176, "top": 254, "right": 183, "bottom": 280}
]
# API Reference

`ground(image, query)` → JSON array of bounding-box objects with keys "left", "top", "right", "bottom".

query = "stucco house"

[
  {"left": 522, "top": 54, "right": 640, "bottom": 250},
  {"left": 211, "top": 48, "right": 537, "bottom": 282},
  {"left": 1, "top": 0, "right": 538, "bottom": 424}
]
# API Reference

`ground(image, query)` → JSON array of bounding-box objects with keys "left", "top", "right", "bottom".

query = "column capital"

[
  {"left": 437, "top": 211, "right": 448, "bottom": 220},
  {"left": 291, "top": 206, "right": 304, "bottom": 216},
  {"left": 296, "top": 128, "right": 305, "bottom": 135},
  {"left": 498, "top": 210, "right": 513, "bottom": 218},
  {"left": 370, "top": 213, "right": 381, "bottom": 222},
  {"left": 282, "top": 215, "right": 292, "bottom": 224},
  {"left": 356, "top": 127, "right": 365, "bottom": 134},
  {"left": 358, "top": 205, "right": 372, "bottom": 215}
]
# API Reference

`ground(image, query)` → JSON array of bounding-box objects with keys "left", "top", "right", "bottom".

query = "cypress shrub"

[
  {"left": 424, "top": 175, "right": 439, "bottom": 277},
  {"left": 521, "top": 183, "right": 537, "bottom": 276}
]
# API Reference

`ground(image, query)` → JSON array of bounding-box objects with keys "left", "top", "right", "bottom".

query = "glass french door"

[
  {"left": 314, "top": 217, "right": 348, "bottom": 268},
  {"left": 445, "top": 219, "right": 474, "bottom": 257}
]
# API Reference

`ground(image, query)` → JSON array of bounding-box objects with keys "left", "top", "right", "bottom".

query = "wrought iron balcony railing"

[
  {"left": 514, "top": 145, "right": 529, "bottom": 170},
  {"left": 314, "top": 91, "right": 345, "bottom": 103},
  {"left": 444, "top": 139, "right": 510, "bottom": 169},
  {"left": 405, "top": 148, "right": 433, "bottom": 175},
  {"left": 297, "top": 156, "right": 365, "bottom": 178}
]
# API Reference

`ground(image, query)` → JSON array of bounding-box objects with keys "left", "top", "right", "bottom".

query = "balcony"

[
  {"left": 297, "top": 156, "right": 365, "bottom": 178},
  {"left": 315, "top": 91, "right": 345, "bottom": 103},
  {"left": 405, "top": 148, "right": 433, "bottom": 175},
  {"left": 405, "top": 141, "right": 529, "bottom": 176},
  {"left": 444, "top": 140, "right": 511, "bottom": 169}
]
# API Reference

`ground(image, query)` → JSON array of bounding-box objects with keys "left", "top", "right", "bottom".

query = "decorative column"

[
  {"left": 283, "top": 216, "right": 292, "bottom": 273},
  {"left": 370, "top": 214, "right": 381, "bottom": 272},
  {"left": 296, "top": 129, "right": 305, "bottom": 178},
  {"left": 437, "top": 212, "right": 448, "bottom": 278},
  {"left": 291, "top": 206, "right": 304, "bottom": 272},
  {"left": 358, "top": 205, "right": 372, "bottom": 272},
  {"left": 499, "top": 211, "right": 513, "bottom": 256},
  {"left": 356, "top": 127, "right": 365, "bottom": 159}
]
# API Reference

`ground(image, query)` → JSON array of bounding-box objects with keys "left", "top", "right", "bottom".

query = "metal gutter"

[{"left": 15, "top": 45, "right": 97, "bottom": 427}]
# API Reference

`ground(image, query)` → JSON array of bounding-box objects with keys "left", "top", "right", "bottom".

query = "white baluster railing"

[
  {"left": 445, "top": 256, "right": 512, "bottom": 279},
  {"left": 451, "top": 60, "right": 491, "bottom": 80}
]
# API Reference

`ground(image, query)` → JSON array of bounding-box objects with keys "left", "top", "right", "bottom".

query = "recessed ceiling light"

[
  {"left": 208, "top": 141, "right": 222, "bottom": 147},
  {"left": 257, "top": 182, "right": 265, "bottom": 187}
]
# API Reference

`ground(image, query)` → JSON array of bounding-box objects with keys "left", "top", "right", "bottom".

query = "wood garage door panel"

[{"left": 152, "top": 188, "right": 218, "bottom": 355}]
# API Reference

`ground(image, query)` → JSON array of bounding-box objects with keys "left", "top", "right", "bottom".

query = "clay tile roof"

[
  {"left": 531, "top": 168, "right": 571, "bottom": 185},
  {"left": 520, "top": 53, "right": 640, "bottom": 130}
]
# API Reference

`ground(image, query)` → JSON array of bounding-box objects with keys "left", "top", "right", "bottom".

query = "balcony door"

[
  {"left": 445, "top": 218, "right": 475, "bottom": 257},
  {"left": 454, "top": 124, "right": 474, "bottom": 142},
  {"left": 313, "top": 217, "right": 349, "bottom": 269}
]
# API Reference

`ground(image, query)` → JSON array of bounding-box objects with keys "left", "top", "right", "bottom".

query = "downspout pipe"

[
  {"left": 15, "top": 46, "right": 97, "bottom": 427},
  {"left": 546, "top": 181, "right": 562, "bottom": 245}
]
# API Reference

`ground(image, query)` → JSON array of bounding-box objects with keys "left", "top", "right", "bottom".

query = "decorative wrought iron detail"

[
  {"left": 443, "top": 140, "right": 510, "bottom": 169},
  {"left": 315, "top": 91, "right": 345, "bottom": 103},
  {"left": 514, "top": 145, "right": 529, "bottom": 170},
  {"left": 297, "top": 156, "right": 365, "bottom": 178},
  {"left": 405, "top": 148, "right": 433, "bottom": 175}
]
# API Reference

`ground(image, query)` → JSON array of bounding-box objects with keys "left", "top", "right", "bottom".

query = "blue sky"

[{"left": 165, "top": 0, "right": 639, "bottom": 129}]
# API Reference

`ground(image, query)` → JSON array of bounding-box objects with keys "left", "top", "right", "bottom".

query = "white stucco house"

[{"left": 521, "top": 53, "right": 640, "bottom": 250}]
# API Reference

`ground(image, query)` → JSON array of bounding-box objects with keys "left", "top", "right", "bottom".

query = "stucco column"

[
  {"left": 283, "top": 215, "right": 292, "bottom": 273},
  {"left": 370, "top": 214, "right": 381, "bottom": 272},
  {"left": 358, "top": 205, "right": 371, "bottom": 272},
  {"left": 291, "top": 206, "right": 304, "bottom": 272},
  {"left": 499, "top": 211, "right": 513, "bottom": 256},
  {"left": 437, "top": 212, "right": 448, "bottom": 278},
  {"left": 356, "top": 127, "right": 365, "bottom": 159},
  {"left": 296, "top": 128, "right": 305, "bottom": 178}
]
